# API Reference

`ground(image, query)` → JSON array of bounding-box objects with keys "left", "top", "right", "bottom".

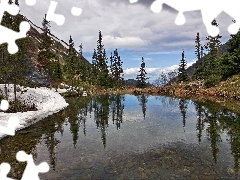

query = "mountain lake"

[{"left": 0, "top": 94, "right": 240, "bottom": 179}]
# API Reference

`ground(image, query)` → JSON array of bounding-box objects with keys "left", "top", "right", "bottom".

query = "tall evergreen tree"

[
  {"left": 136, "top": 57, "right": 149, "bottom": 88},
  {"left": 178, "top": 50, "right": 189, "bottom": 82},
  {"left": 79, "top": 43, "right": 83, "bottom": 57},
  {"left": 110, "top": 49, "right": 124, "bottom": 87},
  {"left": 37, "top": 14, "right": 55, "bottom": 82},
  {"left": 203, "top": 19, "right": 222, "bottom": 86},
  {"left": 64, "top": 35, "right": 78, "bottom": 88},
  {"left": 92, "top": 30, "right": 110, "bottom": 87},
  {"left": 195, "top": 32, "right": 202, "bottom": 60},
  {"left": 194, "top": 32, "right": 205, "bottom": 80},
  {"left": 1, "top": 8, "right": 31, "bottom": 109}
]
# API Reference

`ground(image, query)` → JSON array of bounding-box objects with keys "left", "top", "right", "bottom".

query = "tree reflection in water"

[
  {"left": 192, "top": 100, "right": 240, "bottom": 169},
  {"left": 178, "top": 99, "right": 189, "bottom": 132},
  {"left": 137, "top": 94, "right": 148, "bottom": 119},
  {"left": 0, "top": 95, "right": 240, "bottom": 179},
  {"left": 110, "top": 94, "right": 125, "bottom": 130}
]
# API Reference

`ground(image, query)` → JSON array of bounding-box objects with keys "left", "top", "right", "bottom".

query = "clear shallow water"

[{"left": 0, "top": 94, "right": 240, "bottom": 179}]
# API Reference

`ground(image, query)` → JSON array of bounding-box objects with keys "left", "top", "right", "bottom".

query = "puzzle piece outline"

[
  {"left": 130, "top": 0, "right": 240, "bottom": 37},
  {"left": 0, "top": 151, "right": 49, "bottom": 180},
  {"left": 0, "top": 100, "right": 19, "bottom": 136},
  {"left": 46, "top": 0, "right": 83, "bottom": 26},
  {"left": 16, "top": 151, "right": 49, "bottom": 180},
  {"left": 0, "top": 162, "right": 15, "bottom": 180},
  {"left": 0, "top": 0, "right": 31, "bottom": 54}
]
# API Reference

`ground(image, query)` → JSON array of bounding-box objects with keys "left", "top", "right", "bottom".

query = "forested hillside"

[
  {"left": 0, "top": 12, "right": 90, "bottom": 88},
  {"left": 189, "top": 20, "right": 240, "bottom": 87}
]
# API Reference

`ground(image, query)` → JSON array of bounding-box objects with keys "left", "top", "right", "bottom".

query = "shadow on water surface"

[{"left": 0, "top": 94, "right": 240, "bottom": 179}]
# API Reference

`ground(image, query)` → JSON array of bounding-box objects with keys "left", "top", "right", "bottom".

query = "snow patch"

[{"left": 0, "top": 84, "right": 69, "bottom": 139}]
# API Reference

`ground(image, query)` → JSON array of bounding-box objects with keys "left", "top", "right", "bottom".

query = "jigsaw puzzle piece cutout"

[
  {"left": 0, "top": 21, "right": 30, "bottom": 54},
  {"left": 201, "top": 6, "right": 221, "bottom": 37},
  {"left": 221, "top": 0, "right": 240, "bottom": 35},
  {"left": 0, "top": 0, "right": 19, "bottom": 22},
  {"left": 150, "top": 0, "right": 203, "bottom": 25},
  {"left": 0, "top": 116, "right": 19, "bottom": 136},
  {"left": 16, "top": 151, "right": 49, "bottom": 180},
  {"left": 0, "top": 99, "right": 19, "bottom": 136},
  {"left": 149, "top": 0, "right": 221, "bottom": 36},
  {"left": 46, "top": 1, "right": 65, "bottom": 26},
  {"left": 71, "top": 6, "right": 82, "bottom": 16},
  {"left": 137, "top": 0, "right": 240, "bottom": 37},
  {"left": 0, "top": 100, "right": 9, "bottom": 111},
  {"left": 0, "top": 162, "right": 15, "bottom": 180},
  {"left": 25, "top": 0, "right": 36, "bottom": 6},
  {"left": 129, "top": 0, "right": 138, "bottom": 3}
]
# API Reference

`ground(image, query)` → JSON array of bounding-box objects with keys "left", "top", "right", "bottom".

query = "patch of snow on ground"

[{"left": 0, "top": 84, "right": 69, "bottom": 139}]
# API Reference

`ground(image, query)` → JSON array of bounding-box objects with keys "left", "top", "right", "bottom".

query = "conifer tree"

[
  {"left": 194, "top": 32, "right": 205, "bottom": 80},
  {"left": 91, "top": 48, "right": 98, "bottom": 85},
  {"left": 195, "top": 32, "right": 201, "bottom": 60},
  {"left": 38, "top": 14, "right": 55, "bottom": 83},
  {"left": 136, "top": 57, "right": 149, "bottom": 88},
  {"left": 79, "top": 43, "right": 83, "bottom": 57},
  {"left": 110, "top": 49, "right": 124, "bottom": 87},
  {"left": 203, "top": 19, "right": 222, "bottom": 86},
  {"left": 64, "top": 35, "right": 78, "bottom": 88},
  {"left": 92, "top": 30, "right": 110, "bottom": 87},
  {"left": 178, "top": 50, "right": 189, "bottom": 82},
  {"left": 1, "top": 6, "right": 31, "bottom": 109}
]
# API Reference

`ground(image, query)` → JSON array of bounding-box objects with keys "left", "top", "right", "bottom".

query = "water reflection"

[
  {"left": 110, "top": 95, "right": 125, "bottom": 130},
  {"left": 0, "top": 95, "right": 239, "bottom": 179},
  {"left": 192, "top": 100, "right": 240, "bottom": 171},
  {"left": 178, "top": 99, "right": 189, "bottom": 131},
  {"left": 137, "top": 94, "right": 148, "bottom": 119}
]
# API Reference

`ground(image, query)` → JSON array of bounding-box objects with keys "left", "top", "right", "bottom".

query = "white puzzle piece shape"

[
  {"left": 16, "top": 151, "right": 49, "bottom": 180},
  {"left": 130, "top": 0, "right": 240, "bottom": 37},
  {"left": 0, "top": 163, "right": 15, "bottom": 180},
  {"left": 0, "top": 0, "right": 30, "bottom": 54}
]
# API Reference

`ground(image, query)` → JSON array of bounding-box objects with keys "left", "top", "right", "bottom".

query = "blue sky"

[{"left": 19, "top": 0, "right": 232, "bottom": 81}]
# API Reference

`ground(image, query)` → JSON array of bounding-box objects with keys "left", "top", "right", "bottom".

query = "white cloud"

[
  {"left": 19, "top": 0, "right": 232, "bottom": 53},
  {"left": 18, "top": 0, "right": 231, "bottom": 71},
  {"left": 103, "top": 35, "right": 150, "bottom": 50},
  {"left": 124, "top": 59, "right": 196, "bottom": 81}
]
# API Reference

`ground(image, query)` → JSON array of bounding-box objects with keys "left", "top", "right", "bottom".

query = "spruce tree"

[
  {"left": 195, "top": 32, "right": 201, "bottom": 60},
  {"left": 111, "top": 49, "right": 124, "bottom": 87},
  {"left": 38, "top": 14, "right": 55, "bottom": 84},
  {"left": 92, "top": 30, "right": 109, "bottom": 87},
  {"left": 91, "top": 48, "right": 98, "bottom": 85},
  {"left": 204, "top": 19, "right": 222, "bottom": 86},
  {"left": 194, "top": 32, "right": 205, "bottom": 80},
  {"left": 1, "top": 8, "right": 30, "bottom": 109},
  {"left": 178, "top": 50, "right": 189, "bottom": 82},
  {"left": 79, "top": 43, "right": 83, "bottom": 57},
  {"left": 136, "top": 57, "right": 149, "bottom": 88},
  {"left": 64, "top": 35, "right": 78, "bottom": 88}
]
